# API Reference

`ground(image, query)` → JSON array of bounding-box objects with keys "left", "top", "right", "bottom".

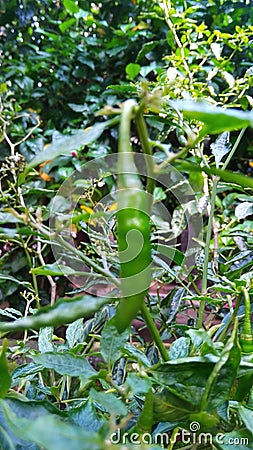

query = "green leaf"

[
  {"left": 125, "top": 372, "right": 152, "bottom": 395},
  {"left": 32, "top": 352, "right": 96, "bottom": 377},
  {"left": 38, "top": 327, "right": 54, "bottom": 353},
  {"left": 189, "top": 411, "right": 219, "bottom": 433},
  {"left": 210, "top": 132, "right": 231, "bottom": 168},
  {"left": 0, "top": 274, "right": 33, "bottom": 291},
  {"left": 20, "top": 118, "right": 117, "bottom": 183},
  {"left": 30, "top": 263, "right": 92, "bottom": 276},
  {"left": 201, "top": 321, "right": 241, "bottom": 410},
  {"left": 235, "top": 202, "right": 253, "bottom": 220},
  {"left": 11, "top": 363, "right": 43, "bottom": 387},
  {"left": 0, "top": 399, "right": 101, "bottom": 450},
  {"left": 68, "top": 103, "right": 87, "bottom": 112},
  {"left": 69, "top": 399, "right": 105, "bottom": 432},
  {"left": 136, "top": 41, "right": 160, "bottom": 62},
  {"left": 153, "top": 388, "right": 196, "bottom": 422},
  {"left": 177, "top": 161, "right": 253, "bottom": 190},
  {"left": 186, "top": 329, "right": 214, "bottom": 351},
  {"left": 0, "top": 213, "right": 22, "bottom": 224},
  {"left": 125, "top": 63, "right": 141, "bottom": 80},
  {"left": 89, "top": 388, "right": 127, "bottom": 417},
  {"left": 149, "top": 357, "right": 215, "bottom": 407},
  {"left": 66, "top": 318, "right": 84, "bottom": 348},
  {"left": 0, "top": 339, "right": 11, "bottom": 398},
  {"left": 169, "top": 337, "right": 190, "bottom": 360},
  {"left": 59, "top": 17, "right": 76, "bottom": 32},
  {"left": 215, "top": 428, "right": 252, "bottom": 450},
  {"left": 0, "top": 295, "right": 110, "bottom": 333},
  {"left": 63, "top": 0, "right": 79, "bottom": 14},
  {"left": 170, "top": 100, "right": 253, "bottom": 141},
  {"left": 157, "top": 244, "right": 185, "bottom": 266},
  {"left": 122, "top": 343, "right": 151, "bottom": 367},
  {"left": 100, "top": 317, "right": 129, "bottom": 367},
  {"left": 135, "top": 389, "right": 154, "bottom": 434},
  {"left": 238, "top": 405, "right": 253, "bottom": 434}
]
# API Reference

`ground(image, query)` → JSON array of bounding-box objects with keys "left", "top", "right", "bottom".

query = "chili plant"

[{"left": 0, "top": 97, "right": 253, "bottom": 449}]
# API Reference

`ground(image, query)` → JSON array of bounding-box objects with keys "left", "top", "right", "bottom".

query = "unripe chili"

[
  {"left": 239, "top": 287, "right": 253, "bottom": 354},
  {"left": 114, "top": 100, "right": 152, "bottom": 333}
]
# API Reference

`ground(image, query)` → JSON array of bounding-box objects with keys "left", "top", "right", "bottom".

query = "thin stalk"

[
  {"left": 56, "top": 235, "right": 120, "bottom": 287},
  {"left": 168, "top": 427, "right": 179, "bottom": 450},
  {"left": 162, "top": 0, "right": 192, "bottom": 84},
  {"left": 134, "top": 109, "right": 155, "bottom": 195},
  {"left": 222, "top": 128, "right": 246, "bottom": 170},
  {"left": 141, "top": 303, "right": 169, "bottom": 362},
  {"left": 197, "top": 128, "right": 247, "bottom": 328},
  {"left": 197, "top": 176, "right": 218, "bottom": 328}
]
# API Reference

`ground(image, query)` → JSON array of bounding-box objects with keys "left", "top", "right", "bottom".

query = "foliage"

[{"left": 0, "top": 0, "right": 253, "bottom": 449}]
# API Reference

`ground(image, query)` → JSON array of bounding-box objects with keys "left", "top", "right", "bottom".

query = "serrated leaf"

[{"left": 0, "top": 295, "right": 110, "bottom": 333}]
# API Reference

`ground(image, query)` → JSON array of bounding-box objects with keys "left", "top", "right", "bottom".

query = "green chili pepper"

[
  {"left": 114, "top": 100, "right": 152, "bottom": 333},
  {"left": 239, "top": 287, "right": 253, "bottom": 354}
]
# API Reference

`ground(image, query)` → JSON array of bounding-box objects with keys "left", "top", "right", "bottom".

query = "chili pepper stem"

[
  {"left": 141, "top": 303, "right": 169, "bottom": 362},
  {"left": 134, "top": 111, "right": 155, "bottom": 196}
]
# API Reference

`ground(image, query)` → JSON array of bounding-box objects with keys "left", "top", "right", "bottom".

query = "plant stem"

[
  {"left": 222, "top": 128, "right": 246, "bottom": 170},
  {"left": 162, "top": 0, "right": 192, "bottom": 83},
  {"left": 197, "top": 128, "right": 247, "bottom": 328},
  {"left": 141, "top": 303, "right": 169, "bottom": 361},
  {"left": 56, "top": 235, "right": 120, "bottom": 287},
  {"left": 134, "top": 109, "right": 155, "bottom": 195},
  {"left": 197, "top": 176, "right": 218, "bottom": 328},
  {"left": 168, "top": 427, "right": 179, "bottom": 450}
]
